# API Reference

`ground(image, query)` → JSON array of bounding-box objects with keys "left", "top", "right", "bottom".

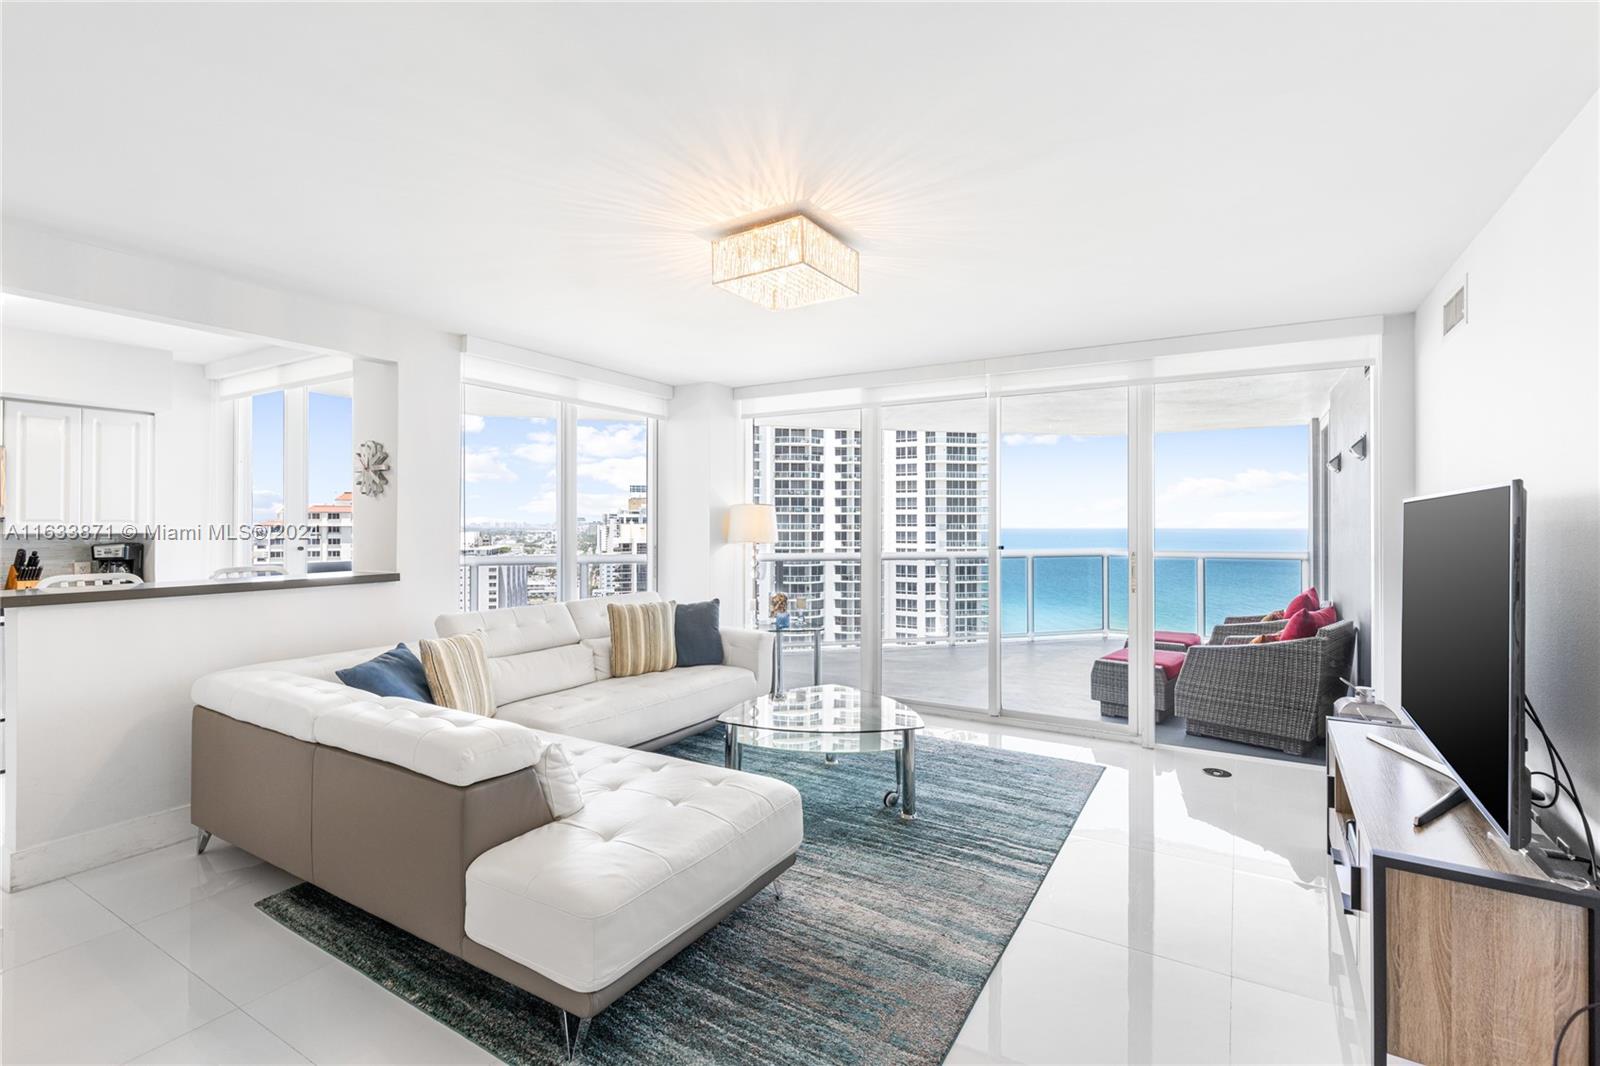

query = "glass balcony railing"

[
  {"left": 460, "top": 548, "right": 1310, "bottom": 639},
  {"left": 758, "top": 549, "right": 1310, "bottom": 645}
]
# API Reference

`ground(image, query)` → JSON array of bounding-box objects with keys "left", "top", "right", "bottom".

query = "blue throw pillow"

[
  {"left": 336, "top": 644, "right": 433, "bottom": 703},
  {"left": 675, "top": 599, "right": 724, "bottom": 668}
]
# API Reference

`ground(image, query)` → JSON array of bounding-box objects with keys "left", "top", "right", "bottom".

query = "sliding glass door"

[
  {"left": 878, "top": 398, "right": 992, "bottom": 711},
  {"left": 996, "top": 387, "right": 1140, "bottom": 735}
]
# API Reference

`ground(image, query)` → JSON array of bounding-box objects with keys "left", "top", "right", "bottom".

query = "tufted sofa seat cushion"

[
  {"left": 464, "top": 735, "right": 803, "bottom": 993},
  {"left": 191, "top": 647, "right": 545, "bottom": 787},
  {"left": 496, "top": 664, "right": 759, "bottom": 748}
]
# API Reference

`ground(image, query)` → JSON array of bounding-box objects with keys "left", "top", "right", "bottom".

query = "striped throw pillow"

[
  {"left": 418, "top": 632, "right": 496, "bottom": 717},
  {"left": 608, "top": 601, "right": 677, "bottom": 677}
]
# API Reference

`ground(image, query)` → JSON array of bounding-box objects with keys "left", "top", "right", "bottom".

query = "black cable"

[
  {"left": 1552, "top": 1000, "right": 1599, "bottom": 1066},
  {"left": 1526, "top": 698, "right": 1598, "bottom": 884}
]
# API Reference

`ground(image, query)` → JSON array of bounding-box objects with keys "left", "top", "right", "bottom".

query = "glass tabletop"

[{"left": 720, "top": 684, "right": 924, "bottom": 735}]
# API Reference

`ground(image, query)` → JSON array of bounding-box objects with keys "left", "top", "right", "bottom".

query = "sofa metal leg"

[
  {"left": 560, "top": 1010, "right": 591, "bottom": 1060},
  {"left": 196, "top": 829, "right": 212, "bottom": 855},
  {"left": 771, "top": 876, "right": 785, "bottom": 901}
]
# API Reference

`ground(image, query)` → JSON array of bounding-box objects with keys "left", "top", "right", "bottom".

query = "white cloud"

[
  {"left": 1159, "top": 468, "right": 1304, "bottom": 503},
  {"left": 464, "top": 448, "right": 516, "bottom": 483},
  {"left": 578, "top": 456, "right": 646, "bottom": 491},
  {"left": 577, "top": 422, "right": 645, "bottom": 460},
  {"left": 1002, "top": 433, "right": 1061, "bottom": 446},
  {"left": 514, "top": 431, "right": 559, "bottom": 466},
  {"left": 462, "top": 414, "right": 485, "bottom": 434}
]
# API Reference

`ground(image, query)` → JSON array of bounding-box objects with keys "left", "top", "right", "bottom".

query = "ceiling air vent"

[{"left": 1443, "top": 279, "right": 1467, "bottom": 336}]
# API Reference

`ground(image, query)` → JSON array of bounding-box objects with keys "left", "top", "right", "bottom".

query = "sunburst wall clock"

[{"left": 355, "top": 440, "right": 391, "bottom": 498}]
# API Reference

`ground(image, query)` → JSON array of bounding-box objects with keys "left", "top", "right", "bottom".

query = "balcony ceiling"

[{"left": 3, "top": 4, "right": 1595, "bottom": 388}]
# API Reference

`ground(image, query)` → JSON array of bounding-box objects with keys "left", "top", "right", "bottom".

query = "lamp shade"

[{"left": 725, "top": 503, "right": 778, "bottom": 545}]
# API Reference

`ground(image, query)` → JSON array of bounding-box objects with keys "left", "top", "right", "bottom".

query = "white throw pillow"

[{"left": 537, "top": 742, "right": 585, "bottom": 818}]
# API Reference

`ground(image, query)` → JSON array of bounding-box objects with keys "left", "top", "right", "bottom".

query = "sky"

[
  {"left": 250, "top": 390, "right": 354, "bottom": 521},
  {"left": 462, "top": 414, "right": 647, "bottom": 526},
  {"left": 1000, "top": 423, "right": 1309, "bottom": 530},
  {"left": 455, "top": 412, "right": 1306, "bottom": 532}
]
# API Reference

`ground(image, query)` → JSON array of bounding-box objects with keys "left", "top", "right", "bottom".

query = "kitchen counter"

[{"left": 0, "top": 570, "right": 400, "bottom": 608}]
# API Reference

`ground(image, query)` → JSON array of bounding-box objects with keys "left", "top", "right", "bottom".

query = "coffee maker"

[{"left": 92, "top": 542, "right": 145, "bottom": 577}]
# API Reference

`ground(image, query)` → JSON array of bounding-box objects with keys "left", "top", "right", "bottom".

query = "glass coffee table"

[{"left": 719, "top": 684, "right": 925, "bottom": 820}]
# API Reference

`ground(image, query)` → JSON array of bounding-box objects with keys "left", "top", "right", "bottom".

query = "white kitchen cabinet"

[
  {"left": 81, "top": 407, "right": 153, "bottom": 526},
  {"left": 3, "top": 400, "right": 83, "bottom": 526},
  {"left": 2, "top": 400, "right": 152, "bottom": 528}
]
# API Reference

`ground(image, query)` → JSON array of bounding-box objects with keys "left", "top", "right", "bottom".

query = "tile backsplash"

[{"left": 0, "top": 533, "right": 152, "bottom": 580}]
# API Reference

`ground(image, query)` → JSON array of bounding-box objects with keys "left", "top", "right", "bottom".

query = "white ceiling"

[
  {"left": 2, "top": 294, "right": 264, "bottom": 364},
  {"left": 3, "top": 4, "right": 1594, "bottom": 388}
]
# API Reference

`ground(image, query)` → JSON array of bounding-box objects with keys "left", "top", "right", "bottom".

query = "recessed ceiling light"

[{"left": 711, "top": 214, "right": 859, "bottom": 311}]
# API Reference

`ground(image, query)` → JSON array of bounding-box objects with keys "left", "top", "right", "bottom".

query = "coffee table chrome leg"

[
  {"left": 724, "top": 726, "right": 741, "bottom": 770},
  {"left": 773, "top": 634, "right": 784, "bottom": 693},
  {"left": 899, "top": 730, "right": 916, "bottom": 820}
]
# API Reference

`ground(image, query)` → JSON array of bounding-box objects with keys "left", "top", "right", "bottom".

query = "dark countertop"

[{"left": 0, "top": 570, "right": 400, "bottom": 608}]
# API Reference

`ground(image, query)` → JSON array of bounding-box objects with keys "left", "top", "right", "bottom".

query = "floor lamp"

[{"left": 725, "top": 503, "right": 777, "bottom": 628}]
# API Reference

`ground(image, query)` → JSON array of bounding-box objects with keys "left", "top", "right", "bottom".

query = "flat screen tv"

[{"left": 1400, "top": 481, "right": 1529, "bottom": 849}]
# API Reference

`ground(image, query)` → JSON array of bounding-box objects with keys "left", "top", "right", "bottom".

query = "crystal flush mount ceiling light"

[{"left": 711, "top": 214, "right": 859, "bottom": 311}]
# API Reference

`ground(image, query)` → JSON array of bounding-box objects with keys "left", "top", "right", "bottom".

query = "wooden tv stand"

[{"left": 1326, "top": 718, "right": 1598, "bottom": 1065}]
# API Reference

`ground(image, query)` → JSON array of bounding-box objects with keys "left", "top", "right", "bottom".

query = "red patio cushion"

[
  {"left": 1102, "top": 646, "right": 1187, "bottom": 679},
  {"left": 1154, "top": 630, "right": 1203, "bottom": 647},
  {"left": 1285, "top": 587, "right": 1320, "bottom": 617},
  {"left": 1278, "top": 603, "right": 1338, "bottom": 642}
]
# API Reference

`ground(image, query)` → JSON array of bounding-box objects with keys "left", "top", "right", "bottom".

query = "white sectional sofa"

[
  {"left": 435, "top": 591, "right": 773, "bottom": 749},
  {"left": 189, "top": 598, "right": 797, "bottom": 1055}
]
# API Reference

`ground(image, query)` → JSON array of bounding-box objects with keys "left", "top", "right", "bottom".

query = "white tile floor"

[{"left": 0, "top": 719, "right": 1368, "bottom": 1065}]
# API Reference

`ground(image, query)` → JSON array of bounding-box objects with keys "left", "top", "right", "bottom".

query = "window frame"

[
  {"left": 458, "top": 383, "right": 657, "bottom": 609},
  {"left": 233, "top": 380, "right": 354, "bottom": 573}
]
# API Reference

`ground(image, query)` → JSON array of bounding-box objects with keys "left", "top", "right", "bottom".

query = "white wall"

[
  {"left": 1, "top": 223, "right": 464, "bottom": 884},
  {"left": 657, "top": 384, "right": 745, "bottom": 625},
  {"left": 1, "top": 583, "right": 420, "bottom": 887},
  {"left": 1322, "top": 367, "right": 1373, "bottom": 683},
  {"left": 1411, "top": 94, "right": 1599, "bottom": 835},
  {"left": 352, "top": 358, "right": 400, "bottom": 573},
  {"left": 1, "top": 326, "right": 174, "bottom": 411}
]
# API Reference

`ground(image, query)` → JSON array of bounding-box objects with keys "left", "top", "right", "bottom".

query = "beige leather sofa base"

[{"left": 190, "top": 706, "right": 792, "bottom": 1018}]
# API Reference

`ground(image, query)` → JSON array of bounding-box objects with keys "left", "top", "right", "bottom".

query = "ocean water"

[{"left": 1000, "top": 528, "right": 1308, "bottom": 636}]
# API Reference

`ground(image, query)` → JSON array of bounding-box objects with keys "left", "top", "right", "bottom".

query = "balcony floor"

[{"left": 778, "top": 636, "right": 1323, "bottom": 765}]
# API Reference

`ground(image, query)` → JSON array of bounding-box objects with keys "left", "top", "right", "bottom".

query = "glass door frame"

[
  {"left": 855, "top": 388, "right": 1159, "bottom": 747},
  {"left": 978, "top": 386, "right": 1157, "bottom": 747}
]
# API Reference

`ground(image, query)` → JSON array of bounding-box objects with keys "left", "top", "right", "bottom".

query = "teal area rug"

[{"left": 256, "top": 727, "right": 1102, "bottom": 1065}]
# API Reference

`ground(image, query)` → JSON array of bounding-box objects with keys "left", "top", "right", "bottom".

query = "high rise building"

[
  {"left": 590, "top": 484, "right": 649, "bottom": 595},
  {"left": 252, "top": 491, "right": 355, "bottom": 568},
  {"left": 751, "top": 424, "right": 989, "bottom": 647}
]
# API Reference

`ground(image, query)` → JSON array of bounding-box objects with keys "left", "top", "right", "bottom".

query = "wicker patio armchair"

[
  {"left": 1206, "top": 604, "right": 1338, "bottom": 646},
  {"left": 1175, "top": 619, "right": 1357, "bottom": 755}
]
